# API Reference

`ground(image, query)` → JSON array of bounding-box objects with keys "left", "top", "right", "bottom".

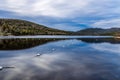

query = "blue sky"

[{"left": 0, "top": 0, "right": 120, "bottom": 31}]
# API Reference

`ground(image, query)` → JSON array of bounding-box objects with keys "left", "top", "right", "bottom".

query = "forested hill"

[
  {"left": 74, "top": 28, "right": 120, "bottom": 36},
  {"left": 0, "top": 19, "right": 120, "bottom": 36},
  {"left": 0, "top": 19, "right": 72, "bottom": 35}
]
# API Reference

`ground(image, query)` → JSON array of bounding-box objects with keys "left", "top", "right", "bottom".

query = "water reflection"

[
  {"left": 91, "top": 43, "right": 120, "bottom": 54},
  {"left": 0, "top": 38, "right": 65, "bottom": 50},
  {"left": 78, "top": 38, "right": 120, "bottom": 44},
  {"left": 0, "top": 38, "right": 120, "bottom": 80},
  {"left": 0, "top": 38, "right": 120, "bottom": 50}
]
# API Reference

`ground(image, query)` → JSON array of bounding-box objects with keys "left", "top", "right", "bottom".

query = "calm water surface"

[{"left": 0, "top": 36, "right": 120, "bottom": 80}]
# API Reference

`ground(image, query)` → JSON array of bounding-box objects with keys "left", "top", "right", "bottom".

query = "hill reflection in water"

[
  {"left": 0, "top": 38, "right": 120, "bottom": 50},
  {"left": 0, "top": 38, "right": 65, "bottom": 50}
]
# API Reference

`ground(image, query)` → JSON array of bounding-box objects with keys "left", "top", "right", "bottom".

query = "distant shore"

[{"left": 0, "top": 35, "right": 114, "bottom": 39}]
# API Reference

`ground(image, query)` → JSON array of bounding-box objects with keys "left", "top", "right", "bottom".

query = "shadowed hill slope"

[{"left": 0, "top": 19, "right": 72, "bottom": 35}]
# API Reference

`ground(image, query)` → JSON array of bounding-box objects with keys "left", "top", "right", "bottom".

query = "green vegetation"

[
  {"left": 0, "top": 19, "right": 120, "bottom": 36},
  {"left": 0, "top": 19, "right": 72, "bottom": 36},
  {"left": 75, "top": 28, "right": 120, "bottom": 36}
]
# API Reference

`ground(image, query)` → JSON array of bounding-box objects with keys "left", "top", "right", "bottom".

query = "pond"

[{"left": 0, "top": 36, "right": 120, "bottom": 80}]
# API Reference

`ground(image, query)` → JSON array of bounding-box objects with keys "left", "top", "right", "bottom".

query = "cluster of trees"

[
  {"left": 1, "top": 19, "right": 120, "bottom": 36},
  {"left": 75, "top": 28, "right": 120, "bottom": 36},
  {"left": 0, "top": 19, "right": 71, "bottom": 36}
]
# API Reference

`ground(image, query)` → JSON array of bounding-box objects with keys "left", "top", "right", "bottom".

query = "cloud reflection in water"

[{"left": 0, "top": 39, "right": 120, "bottom": 80}]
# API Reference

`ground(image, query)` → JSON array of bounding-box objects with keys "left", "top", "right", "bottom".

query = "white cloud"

[
  {"left": 91, "top": 19, "right": 120, "bottom": 28},
  {"left": 0, "top": 0, "right": 92, "bottom": 17},
  {"left": 0, "top": 0, "right": 120, "bottom": 18}
]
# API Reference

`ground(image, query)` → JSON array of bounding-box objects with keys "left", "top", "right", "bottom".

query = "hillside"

[
  {"left": 0, "top": 19, "right": 72, "bottom": 36},
  {"left": 74, "top": 28, "right": 120, "bottom": 36},
  {"left": 0, "top": 19, "right": 120, "bottom": 36}
]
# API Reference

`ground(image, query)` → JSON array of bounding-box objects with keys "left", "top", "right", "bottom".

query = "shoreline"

[{"left": 0, "top": 35, "right": 114, "bottom": 39}]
